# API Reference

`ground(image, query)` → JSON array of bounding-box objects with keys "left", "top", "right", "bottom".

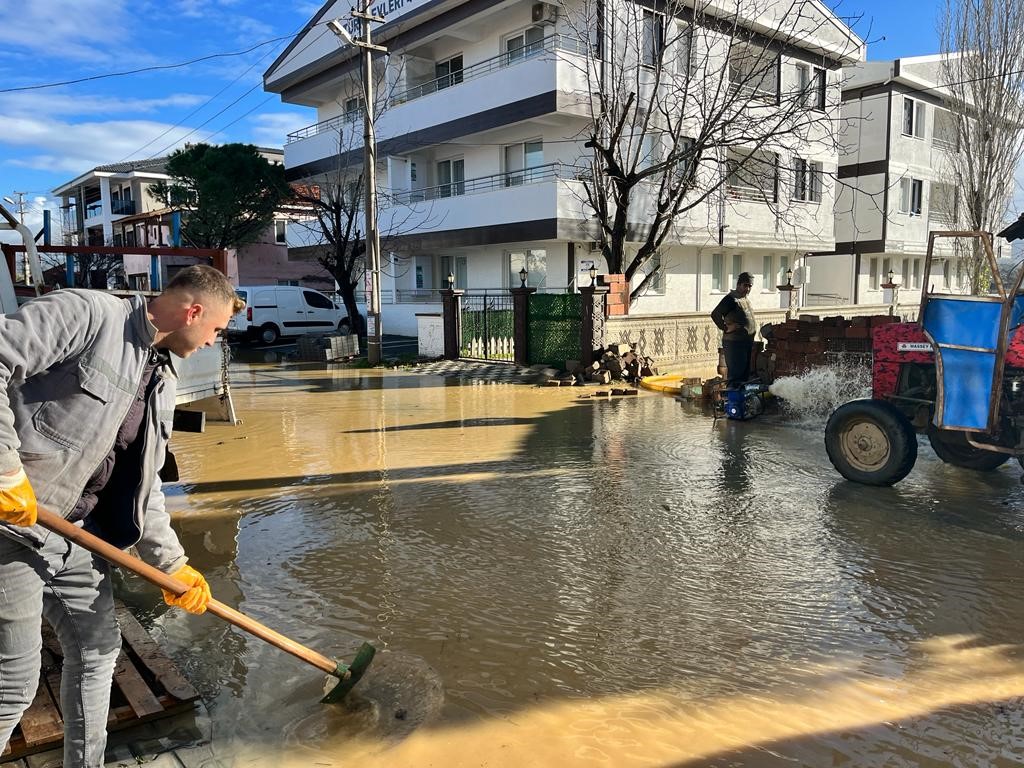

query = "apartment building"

[
  {"left": 52, "top": 149, "right": 333, "bottom": 290},
  {"left": 266, "top": 0, "right": 864, "bottom": 335},
  {"left": 810, "top": 54, "right": 1011, "bottom": 306}
]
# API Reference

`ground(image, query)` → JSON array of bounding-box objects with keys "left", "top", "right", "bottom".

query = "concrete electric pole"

[{"left": 328, "top": 6, "right": 387, "bottom": 366}]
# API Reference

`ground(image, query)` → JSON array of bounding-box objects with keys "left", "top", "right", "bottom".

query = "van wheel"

[
  {"left": 259, "top": 324, "right": 280, "bottom": 345},
  {"left": 824, "top": 399, "right": 917, "bottom": 486},
  {"left": 337, "top": 319, "right": 351, "bottom": 335}
]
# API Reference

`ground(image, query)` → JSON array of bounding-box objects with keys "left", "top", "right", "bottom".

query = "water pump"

[{"left": 724, "top": 383, "right": 768, "bottom": 420}]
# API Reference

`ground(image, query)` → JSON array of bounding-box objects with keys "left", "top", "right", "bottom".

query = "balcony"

[
  {"left": 386, "top": 163, "right": 569, "bottom": 206},
  {"left": 111, "top": 199, "right": 136, "bottom": 216},
  {"left": 285, "top": 35, "right": 590, "bottom": 172},
  {"left": 389, "top": 34, "right": 587, "bottom": 107}
]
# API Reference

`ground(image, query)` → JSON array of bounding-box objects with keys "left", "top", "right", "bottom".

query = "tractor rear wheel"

[
  {"left": 927, "top": 425, "right": 1011, "bottom": 471},
  {"left": 825, "top": 399, "right": 918, "bottom": 486}
]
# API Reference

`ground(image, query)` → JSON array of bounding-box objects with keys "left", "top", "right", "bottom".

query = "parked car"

[{"left": 228, "top": 285, "right": 347, "bottom": 344}]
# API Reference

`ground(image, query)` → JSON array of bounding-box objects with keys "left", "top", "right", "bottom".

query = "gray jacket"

[{"left": 0, "top": 290, "right": 187, "bottom": 572}]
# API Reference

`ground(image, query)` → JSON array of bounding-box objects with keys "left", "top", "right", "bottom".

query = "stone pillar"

[
  {"left": 580, "top": 284, "right": 610, "bottom": 367},
  {"left": 441, "top": 288, "right": 464, "bottom": 360},
  {"left": 510, "top": 286, "right": 536, "bottom": 367}
]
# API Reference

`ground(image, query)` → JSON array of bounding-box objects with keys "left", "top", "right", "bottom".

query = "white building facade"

[
  {"left": 810, "top": 55, "right": 1011, "bottom": 306},
  {"left": 267, "top": 0, "right": 865, "bottom": 336}
]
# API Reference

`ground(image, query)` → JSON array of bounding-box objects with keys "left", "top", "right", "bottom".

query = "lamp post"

[
  {"left": 881, "top": 269, "right": 899, "bottom": 316},
  {"left": 519, "top": 266, "right": 528, "bottom": 287},
  {"left": 589, "top": 264, "right": 597, "bottom": 286},
  {"left": 447, "top": 271, "right": 455, "bottom": 289},
  {"left": 329, "top": 8, "right": 387, "bottom": 365}
]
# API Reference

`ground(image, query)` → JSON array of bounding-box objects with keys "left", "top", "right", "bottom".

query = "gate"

[
  {"left": 528, "top": 293, "right": 582, "bottom": 367},
  {"left": 461, "top": 291, "right": 515, "bottom": 361}
]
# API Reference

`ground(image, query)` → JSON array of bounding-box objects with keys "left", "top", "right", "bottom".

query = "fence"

[
  {"left": 528, "top": 293, "right": 583, "bottom": 367},
  {"left": 460, "top": 292, "right": 516, "bottom": 361},
  {"left": 606, "top": 303, "right": 920, "bottom": 379}
]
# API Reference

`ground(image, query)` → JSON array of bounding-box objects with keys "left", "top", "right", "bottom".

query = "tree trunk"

[{"left": 336, "top": 278, "right": 366, "bottom": 336}]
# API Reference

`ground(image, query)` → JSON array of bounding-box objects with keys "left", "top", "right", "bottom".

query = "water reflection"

[{"left": 146, "top": 364, "right": 1024, "bottom": 766}]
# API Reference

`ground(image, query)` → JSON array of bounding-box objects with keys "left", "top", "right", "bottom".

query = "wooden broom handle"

[{"left": 36, "top": 507, "right": 339, "bottom": 677}]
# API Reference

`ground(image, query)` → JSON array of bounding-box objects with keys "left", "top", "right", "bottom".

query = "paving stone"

[
  {"left": 135, "top": 754, "right": 184, "bottom": 767},
  {"left": 173, "top": 744, "right": 231, "bottom": 768},
  {"left": 25, "top": 749, "right": 63, "bottom": 768}
]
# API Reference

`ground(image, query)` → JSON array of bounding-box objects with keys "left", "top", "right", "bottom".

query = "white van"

[{"left": 228, "top": 285, "right": 348, "bottom": 344}]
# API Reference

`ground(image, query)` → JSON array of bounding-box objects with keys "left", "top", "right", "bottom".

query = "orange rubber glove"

[
  {"left": 0, "top": 469, "right": 38, "bottom": 527},
  {"left": 162, "top": 564, "right": 212, "bottom": 615}
]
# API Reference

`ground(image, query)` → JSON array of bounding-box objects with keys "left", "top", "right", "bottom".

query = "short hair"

[
  {"left": 165, "top": 265, "right": 242, "bottom": 314},
  {"left": 737, "top": 272, "right": 754, "bottom": 286}
]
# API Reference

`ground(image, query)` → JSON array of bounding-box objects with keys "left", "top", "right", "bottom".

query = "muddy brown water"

[{"left": 120, "top": 357, "right": 1024, "bottom": 766}]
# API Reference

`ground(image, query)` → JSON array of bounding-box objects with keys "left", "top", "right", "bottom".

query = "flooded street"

[{"left": 130, "top": 358, "right": 1024, "bottom": 766}]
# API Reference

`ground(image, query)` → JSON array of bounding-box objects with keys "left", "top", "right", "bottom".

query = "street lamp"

[
  {"left": 589, "top": 264, "right": 597, "bottom": 286},
  {"left": 519, "top": 266, "right": 528, "bottom": 287},
  {"left": 785, "top": 268, "right": 793, "bottom": 286},
  {"left": 447, "top": 271, "right": 455, "bottom": 289},
  {"left": 328, "top": 7, "right": 387, "bottom": 365}
]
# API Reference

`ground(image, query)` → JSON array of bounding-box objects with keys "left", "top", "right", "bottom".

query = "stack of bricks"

[
  {"left": 295, "top": 333, "right": 360, "bottom": 363},
  {"left": 763, "top": 314, "right": 900, "bottom": 379},
  {"left": 599, "top": 274, "right": 630, "bottom": 316}
]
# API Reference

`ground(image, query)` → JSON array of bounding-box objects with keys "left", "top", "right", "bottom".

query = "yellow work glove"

[
  {"left": 162, "top": 564, "right": 212, "bottom": 615},
  {"left": 0, "top": 468, "right": 37, "bottom": 527}
]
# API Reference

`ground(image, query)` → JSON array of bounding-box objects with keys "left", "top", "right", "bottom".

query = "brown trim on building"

[
  {"left": 386, "top": 219, "right": 560, "bottom": 251},
  {"left": 881, "top": 88, "right": 892, "bottom": 246},
  {"left": 830, "top": 239, "right": 886, "bottom": 255},
  {"left": 285, "top": 91, "right": 559, "bottom": 181}
]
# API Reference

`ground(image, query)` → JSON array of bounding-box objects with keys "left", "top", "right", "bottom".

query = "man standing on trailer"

[{"left": 0, "top": 265, "right": 240, "bottom": 768}]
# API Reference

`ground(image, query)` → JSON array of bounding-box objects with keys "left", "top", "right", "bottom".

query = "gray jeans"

[{"left": 0, "top": 532, "right": 121, "bottom": 768}]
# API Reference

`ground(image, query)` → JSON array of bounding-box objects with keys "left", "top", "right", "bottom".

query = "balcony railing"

[
  {"left": 286, "top": 111, "right": 360, "bottom": 145},
  {"left": 111, "top": 199, "right": 136, "bottom": 216},
  {"left": 386, "top": 162, "right": 571, "bottom": 207},
  {"left": 85, "top": 202, "right": 103, "bottom": 218},
  {"left": 389, "top": 33, "right": 588, "bottom": 107}
]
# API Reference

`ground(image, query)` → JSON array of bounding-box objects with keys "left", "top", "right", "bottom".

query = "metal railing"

[
  {"left": 390, "top": 33, "right": 588, "bottom": 107},
  {"left": 387, "top": 162, "right": 569, "bottom": 206},
  {"left": 395, "top": 288, "right": 445, "bottom": 303},
  {"left": 111, "top": 199, "right": 136, "bottom": 216},
  {"left": 286, "top": 111, "right": 361, "bottom": 145},
  {"left": 85, "top": 202, "right": 103, "bottom": 218}
]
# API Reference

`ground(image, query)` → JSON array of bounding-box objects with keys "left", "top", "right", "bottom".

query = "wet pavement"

[{"left": 119, "top": 356, "right": 1024, "bottom": 767}]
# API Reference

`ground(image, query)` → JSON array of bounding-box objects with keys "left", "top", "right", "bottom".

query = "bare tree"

[
  {"left": 939, "top": 0, "right": 1024, "bottom": 294},
  {"left": 564, "top": 0, "right": 861, "bottom": 301},
  {"left": 288, "top": 61, "right": 441, "bottom": 334}
]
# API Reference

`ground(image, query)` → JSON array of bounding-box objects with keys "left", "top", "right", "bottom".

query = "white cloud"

[
  {"left": 246, "top": 111, "right": 314, "bottom": 147},
  {"left": 1, "top": 115, "right": 198, "bottom": 178},
  {"left": 0, "top": 0, "right": 137, "bottom": 63},
  {"left": 0, "top": 92, "right": 206, "bottom": 119}
]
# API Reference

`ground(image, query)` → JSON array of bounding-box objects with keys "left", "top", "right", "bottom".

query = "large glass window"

[
  {"left": 791, "top": 158, "right": 823, "bottom": 203},
  {"left": 729, "top": 43, "right": 779, "bottom": 102},
  {"left": 899, "top": 177, "right": 924, "bottom": 215},
  {"left": 711, "top": 253, "right": 724, "bottom": 291},
  {"left": 642, "top": 10, "right": 665, "bottom": 67},
  {"left": 504, "top": 140, "right": 544, "bottom": 186},
  {"left": 507, "top": 249, "right": 547, "bottom": 288},
  {"left": 506, "top": 25, "right": 544, "bottom": 63},
  {"left": 903, "top": 96, "right": 926, "bottom": 138},
  {"left": 435, "top": 55, "right": 464, "bottom": 90},
  {"left": 437, "top": 158, "right": 465, "bottom": 198}
]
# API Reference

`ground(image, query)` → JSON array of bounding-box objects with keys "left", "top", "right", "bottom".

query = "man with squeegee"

[{"left": 0, "top": 265, "right": 374, "bottom": 768}]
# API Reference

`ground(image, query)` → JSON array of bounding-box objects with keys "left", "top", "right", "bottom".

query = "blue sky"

[{"left": 0, "top": 0, "right": 941, "bottom": 236}]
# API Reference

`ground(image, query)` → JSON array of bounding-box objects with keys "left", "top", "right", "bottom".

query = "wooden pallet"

[{"left": 1, "top": 604, "right": 199, "bottom": 763}]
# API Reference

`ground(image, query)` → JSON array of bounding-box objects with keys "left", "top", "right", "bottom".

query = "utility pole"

[{"left": 328, "top": 7, "right": 387, "bottom": 365}]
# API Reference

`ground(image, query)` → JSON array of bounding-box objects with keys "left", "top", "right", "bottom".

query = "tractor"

[{"left": 825, "top": 230, "right": 1024, "bottom": 486}]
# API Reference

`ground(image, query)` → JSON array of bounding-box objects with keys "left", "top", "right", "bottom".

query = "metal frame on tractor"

[{"left": 824, "top": 230, "right": 1024, "bottom": 485}]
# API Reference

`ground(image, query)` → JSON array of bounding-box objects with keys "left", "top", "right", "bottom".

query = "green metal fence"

[
  {"left": 461, "top": 293, "right": 515, "bottom": 361},
  {"left": 528, "top": 293, "right": 582, "bottom": 367}
]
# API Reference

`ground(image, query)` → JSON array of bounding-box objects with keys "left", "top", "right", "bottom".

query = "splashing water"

[{"left": 768, "top": 358, "right": 872, "bottom": 424}]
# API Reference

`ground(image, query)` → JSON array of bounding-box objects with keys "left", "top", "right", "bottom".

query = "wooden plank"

[
  {"left": 112, "top": 650, "right": 164, "bottom": 719},
  {"left": 16, "top": 680, "right": 63, "bottom": 748},
  {"left": 114, "top": 607, "right": 198, "bottom": 702}
]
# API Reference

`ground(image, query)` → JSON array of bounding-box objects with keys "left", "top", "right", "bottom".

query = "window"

[
  {"left": 507, "top": 249, "right": 547, "bottom": 288},
  {"left": 869, "top": 257, "right": 880, "bottom": 290},
  {"left": 638, "top": 132, "right": 663, "bottom": 172},
  {"left": 912, "top": 258, "right": 921, "bottom": 289},
  {"left": 943, "top": 259, "right": 951, "bottom": 290},
  {"left": 729, "top": 44, "right": 779, "bottom": 102},
  {"left": 415, "top": 264, "right": 424, "bottom": 289},
  {"left": 731, "top": 254, "right": 743, "bottom": 286},
  {"left": 930, "top": 181, "right": 956, "bottom": 223},
  {"left": 505, "top": 25, "right": 544, "bottom": 63},
  {"left": 726, "top": 149, "right": 778, "bottom": 202},
  {"left": 933, "top": 108, "right": 957, "bottom": 150},
  {"left": 711, "top": 253, "right": 724, "bottom": 291},
  {"left": 435, "top": 54, "right": 464, "bottom": 90},
  {"left": 762, "top": 255, "right": 774, "bottom": 288},
  {"left": 901, "top": 258, "right": 910, "bottom": 287},
  {"left": 125, "top": 229, "right": 136, "bottom": 247},
  {"left": 344, "top": 96, "right": 365, "bottom": 116},
  {"left": 303, "top": 290, "right": 333, "bottom": 308},
  {"left": 642, "top": 10, "right": 665, "bottom": 68},
  {"left": 899, "top": 177, "right": 924, "bottom": 215},
  {"left": 673, "top": 21, "right": 692, "bottom": 75},
  {"left": 779, "top": 255, "right": 789, "bottom": 284},
  {"left": 274, "top": 220, "right": 287, "bottom": 244},
  {"left": 795, "top": 63, "right": 826, "bottom": 110},
  {"left": 644, "top": 251, "right": 665, "bottom": 295},
  {"left": 791, "top": 158, "right": 822, "bottom": 203},
  {"left": 277, "top": 279, "right": 299, "bottom": 287},
  {"left": 437, "top": 158, "right": 465, "bottom": 198},
  {"left": 903, "top": 96, "right": 926, "bottom": 138},
  {"left": 504, "top": 140, "right": 543, "bottom": 186},
  {"left": 882, "top": 257, "right": 892, "bottom": 285}
]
